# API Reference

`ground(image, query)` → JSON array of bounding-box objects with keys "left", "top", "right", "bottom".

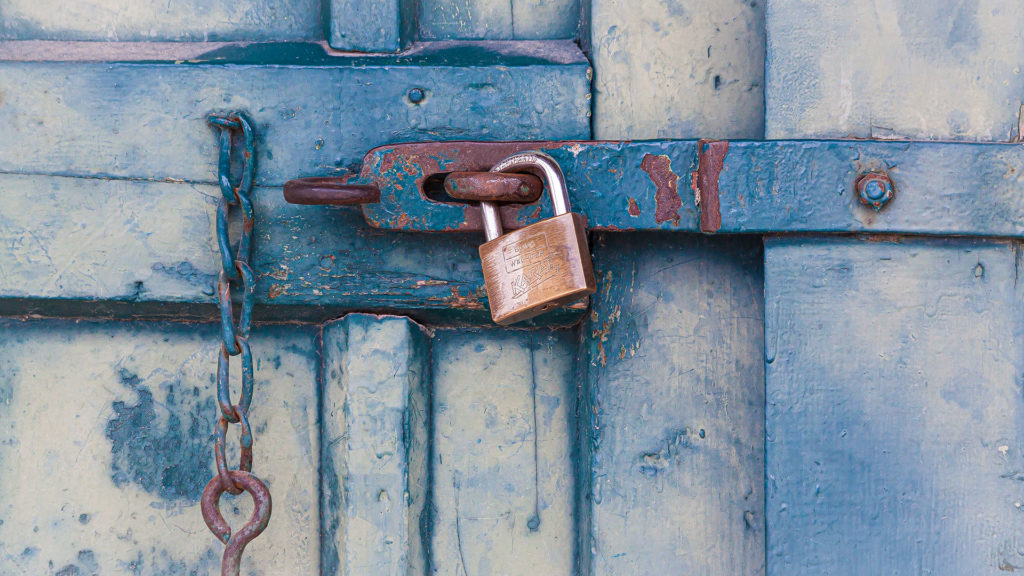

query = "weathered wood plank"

[
  {"left": 430, "top": 328, "right": 577, "bottom": 574},
  {"left": 0, "top": 320, "right": 319, "bottom": 574},
  {"left": 764, "top": 236, "right": 1024, "bottom": 575},
  {"left": 328, "top": 0, "right": 416, "bottom": 52},
  {"left": 321, "top": 314, "right": 431, "bottom": 575},
  {"left": 418, "top": 0, "right": 579, "bottom": 40},
  {"left": 0, "top": 175, "right": 589, "bottom": 324},
  {"left": 766, "top": 0, "right": 1024, "bottom": 141},
  {"left": 581, "top": 233, "right": 765, "bottom": 575},
  {"left": 0, "top": 40, "right": 590, "bottom": 185},
  {"left": 0, "top": 0, "right": 322, "bottom": 42},
  {"left": 590, "top": 0, "right": 765, "bottom": 139}
]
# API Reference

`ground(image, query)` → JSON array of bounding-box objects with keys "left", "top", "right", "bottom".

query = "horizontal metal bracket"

[{"left": 320, "top": 139, "right": 1024, "bottom": 238}]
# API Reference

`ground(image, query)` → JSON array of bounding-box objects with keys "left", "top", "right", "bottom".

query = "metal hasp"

[{"left": 285, "top": 139, "right": 1024, "bottom": 238}]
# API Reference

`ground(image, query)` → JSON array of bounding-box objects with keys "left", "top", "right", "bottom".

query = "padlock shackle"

[{"left": 481, "top": 151, "right": 570, "bottom": 242}]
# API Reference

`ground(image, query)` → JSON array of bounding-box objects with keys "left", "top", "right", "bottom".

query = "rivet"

[{"left": 407, "top": 88, "right": 426, "bottom": 104}]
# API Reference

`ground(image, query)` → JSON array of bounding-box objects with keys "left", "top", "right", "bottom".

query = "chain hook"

[{"left": 201, "top": 470, "right": 273, "bottom": 576}]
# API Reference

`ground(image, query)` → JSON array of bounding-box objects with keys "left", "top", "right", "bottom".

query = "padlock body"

[{"left": 479, "top": 212, "right": 596, "bottom": 325}]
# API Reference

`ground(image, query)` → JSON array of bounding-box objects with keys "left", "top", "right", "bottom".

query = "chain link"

[{"left": 201, "top": 113, "right": 272, "bottom": 576}]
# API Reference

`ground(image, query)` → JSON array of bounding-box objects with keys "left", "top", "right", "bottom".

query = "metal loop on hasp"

[{"left": 480, "top": 151, "right": 571, "bottom": 241}]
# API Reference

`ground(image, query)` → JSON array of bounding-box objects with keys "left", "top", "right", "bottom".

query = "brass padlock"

[{"left": 479, "top": 151, "right": 596, "bottom": 325}]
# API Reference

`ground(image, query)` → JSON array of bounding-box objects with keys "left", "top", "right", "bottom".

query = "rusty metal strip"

[
  {"left": 444, "top": 171, "right": 544, "bottom": 203},
  {"left": 694, "top": 139, "right": 728, "bottom": 233},
  {"left": 283, "top": 176, "right": 380, "bottom": 205},
  {"left": 281, "top": 139, "right": 1024, "bottom": 238}
]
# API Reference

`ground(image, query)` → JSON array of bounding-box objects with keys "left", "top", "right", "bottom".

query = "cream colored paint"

[
  {"left": 767, "top": 0, "right": 1024, "bottom": 140},
  {"left": 0, "top": 324, "right": 318, "bottom": 574},
  {"left": 591, "top": 0, "right": 765, "bottom": 139}
]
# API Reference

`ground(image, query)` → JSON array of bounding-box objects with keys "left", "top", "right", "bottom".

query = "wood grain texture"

[
  {"left": 0, "top": 321, "right": 319, "bottom": 574},
  {"left": 0, "top": 176, "right": 591, "bottom": 324},
  {"left": 581, "top": 233, "right": 765, "bottom": 575},
  {"left": 430, "top": 328, "right": 577, "bottom": 575},
  {"left": 329, "top": 0, "right": 415, "bottom": 52},
  {"left": 419, "top": 0, "right": 579, "bottom": 40},
  {"left": 0, "top": 0, "right": 322, "bottom": 41},
  {"left": 590, "top": 0, "right": 765, "bottom": 139},
  {"left": 766, "top": 0, "right": 1024, "bottom": 141},
  {"left": 0, "top": 41, "right": 589, "bottom": 185},
  {"left": 765, "top": 236, "right": 1024, "bottom": 575},
  {"left": 321, "top": 314, "right": 431, "bottom": 575}
]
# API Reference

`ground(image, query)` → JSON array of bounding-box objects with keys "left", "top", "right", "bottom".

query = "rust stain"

[
  {"left": 694, "top": 140, "right": 728, "bottom": 233},
  {"left": 640, "top": 154, "right": 681, "bottom": 225},
  {"left": 393, "top": 213, "right": 413, "bottom": 228},
  {"left": 266, "top": 267, "right": 289, "bottom": 281},
  {"left": 592, "top": 321, "right": 612, "bottom": 367},
  {"left": 267, "top": 284, "right": 286, "bottom": 299},
  {"left": 363, "top": 140, "right": 567, "bottom": 232},
  {"left": 445, "top": 286, "right": 486, "bottom": 310},
  {"left": 627, "top": 197, "right": 640, "bottom": 217}
]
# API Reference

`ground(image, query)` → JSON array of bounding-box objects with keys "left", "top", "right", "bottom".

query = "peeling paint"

[
  {"left": 105, "top": 368, "right": 209, "bottom": 504},
  {"left": 627, "top": 197, "right": 641, "bottom": 217},
  {"left": 640, "top": 154, "right": 682, "bottom": 225},
  {"left": 694, "top": 140, "right": 728, "bottom": 233}
]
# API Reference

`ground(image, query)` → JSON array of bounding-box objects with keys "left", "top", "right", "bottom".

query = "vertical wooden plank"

[
  {"left": 430, "top": 328, "right": 576, "bottom": 575},
  {"left": 0, "top": 321, "right": 319, "bottom": 574},
  {"left": 766, "top": 0, "right": 1024, "bottom": 140},
  {"left": 418, "top": 0, "right": 579, "bottom": 40},
  {"left": 328, "top": 0, "right": 415, "bottom": 52},
  {"left": 582, "top": 233, "right": 765, "bottom": 575},
  {"left": 321, "top": 314, "right": 431, "bottom": 575},
  {"left": 590, "top": 0, "right": 765, "bottom": 139},
  {"left": 765, "top": 237, "right": 1024, "bottom": 574}
]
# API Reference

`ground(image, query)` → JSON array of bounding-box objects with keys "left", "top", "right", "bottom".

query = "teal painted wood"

[
  {"left": 430, "top": 328, "right": 576, "bottom": 574},
  {"left": 418, "top": 0, "right": 579, "bottom": 40},
  {"left": 0, "top": 41, "right": 590, "bottom": 184},
  {"left": 0, "top": 39, "right": 589, "bottom": 323},
  {"left": 321, "top": 314, "right": 431, "bottom": 575},
  {"left": 0, "top": 320, "right": 320, "bottom": 574},
  {"left": 0, "top": 0, "right": 322, "bottom": 41},
  {"left": 362, "top": 139, "right": 1024, "bottom": 238},
  {"left": 590, "top": 0, "right": 765, "bottom": 139},
  {"left": 0, "top": 176, "right": 589, "bottom": 324},
  {"left": 581, "top": 233, "right": 765, "bottom": 575},
  {"left": 764, "top": 236, "right": 1024, "bottom": 574},
  {"left": 328, "top": 0, "right": 416, "bottom": 52},
  {"left": 765, "top": 0, "right": 1024, "bottom": 141}
]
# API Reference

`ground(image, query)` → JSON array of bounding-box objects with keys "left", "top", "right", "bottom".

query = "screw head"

[
  {"left": 856, "top": 172, "right": 895, "bottom": 210},
  {"left": 407, "top": 88, "right": 426, "bottom": 104}
]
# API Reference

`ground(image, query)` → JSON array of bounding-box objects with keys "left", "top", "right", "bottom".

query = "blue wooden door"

[{"left": 2, "top": 1, "right": 1021, "bottom": 575}]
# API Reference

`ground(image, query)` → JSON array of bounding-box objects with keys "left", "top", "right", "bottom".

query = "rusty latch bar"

[{"left": 284, "top": 139, "right": 1024, "bottom": 239}]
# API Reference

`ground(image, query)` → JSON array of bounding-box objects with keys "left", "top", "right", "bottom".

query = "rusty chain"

[{"left": 201, "top": 113, "right": 272, "bottom": 576}]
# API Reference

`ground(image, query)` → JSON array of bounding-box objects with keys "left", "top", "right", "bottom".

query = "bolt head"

[
  {"left": 856, "top": 172, "right": 895, "bottom": 210},
  {"left": 407, "top": 88, "right": 426, "bottom": 104}
]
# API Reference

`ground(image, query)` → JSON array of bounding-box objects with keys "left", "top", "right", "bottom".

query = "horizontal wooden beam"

[
  {"left": 0, "top": 174, "right": 584, "bottom": 324},
  {"left": 0, "top": 40, "right": 590, "bottom": 186}
]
